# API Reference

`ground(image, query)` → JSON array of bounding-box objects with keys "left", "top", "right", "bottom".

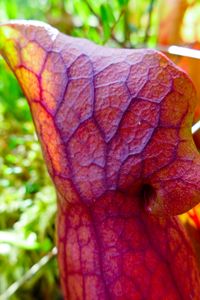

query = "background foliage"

[{"left": 0, "top": 0, "right": 199, "bottom": 299}]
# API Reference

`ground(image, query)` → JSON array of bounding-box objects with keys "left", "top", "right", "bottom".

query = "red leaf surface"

[
  {"left": 158, "top": 0, "right": 200, "bottom": 126},
  {"left": 162, "top": 46, "right": 200, "bottom": 149},
  {"left": 1, "top": 21, "right": 200, "bottom": 299},
  {"left": 180, "top": 203, "right": 200, "bottom": 268}
]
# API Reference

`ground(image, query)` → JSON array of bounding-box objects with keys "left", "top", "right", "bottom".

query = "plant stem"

[
  {"left": 0, "top": 247, "right": 57, "bottom": 300},
  {"left": 143, "top": 0, "right": 155, "bottom": 45},
  {"left": 192, "top": 120, "right": 200, "bottom": 134}
]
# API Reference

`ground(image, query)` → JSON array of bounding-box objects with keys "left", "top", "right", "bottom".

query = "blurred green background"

[{"left": 0, "top": 0, "right": 178, "bottom": 299}]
